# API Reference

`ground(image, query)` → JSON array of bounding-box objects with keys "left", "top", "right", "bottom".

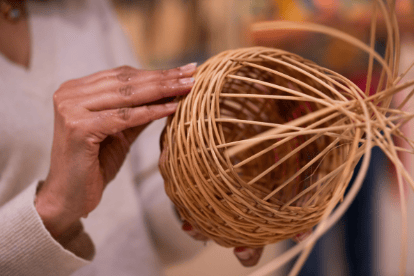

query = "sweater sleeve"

[{"left": 0, "top": 181, "right": 94, "bottom": 276}]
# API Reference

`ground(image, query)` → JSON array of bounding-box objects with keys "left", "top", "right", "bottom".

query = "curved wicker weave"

[
  {"left": 159, "top": 1, "right": 414, "bottom": 275},
  {"left": 160, "top": 47, "right": 369, "bottom": 247}
]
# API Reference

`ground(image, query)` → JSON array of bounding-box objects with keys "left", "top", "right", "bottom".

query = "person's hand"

[
  {"left": 181, "top": 220, "right": 311, "bottom": 266},
  {"left": 35, "top": 63, "right": 197, "bottom": 239},
  {"left": 181, "top": 221, "right": 264, "bottom": 267}
]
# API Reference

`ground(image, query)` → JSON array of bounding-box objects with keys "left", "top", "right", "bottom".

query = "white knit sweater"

[{"left": 0, "top": 1, "right": 167, "bottom": 275}]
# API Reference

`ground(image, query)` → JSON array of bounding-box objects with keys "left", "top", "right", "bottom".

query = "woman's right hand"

[
  {"left": 181, "top": 221, "right": 264, "bottom": 267},
  {"left": 35, "top": 63, "right": 197, "bottom": 239}
]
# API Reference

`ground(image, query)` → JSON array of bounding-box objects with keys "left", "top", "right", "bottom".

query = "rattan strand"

[{"left": 159, "top": 1, "right": 414, "bottom": 276}]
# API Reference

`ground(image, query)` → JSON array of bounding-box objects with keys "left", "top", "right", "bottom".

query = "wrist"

[{"left": 35, "top": 181, "right": 80, "bottom": 239}]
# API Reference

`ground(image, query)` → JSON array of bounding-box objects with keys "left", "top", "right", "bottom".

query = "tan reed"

[{"left": 159, "top": 1, "right": 414, "bottom": 276}]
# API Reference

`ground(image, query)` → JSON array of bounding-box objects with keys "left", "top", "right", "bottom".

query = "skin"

[
  {"left": 0, "top": 2, "right": 30, "bottom": 67},
  {"left": 36, "top": 64, "right": 197, "bottom": 238},
  {"left": 0, "top": 0, "right": 198, "bottom": 240},
  {"left": 1, "top": 1, "right": 263, "bottom": 267},
  {"left": 181, "top": 221, "right": 264, "bottom": 267}
]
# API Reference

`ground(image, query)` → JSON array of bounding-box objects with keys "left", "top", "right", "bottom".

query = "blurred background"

[{"left": 111, "top": 0, "right": 414, "bottom": 275}]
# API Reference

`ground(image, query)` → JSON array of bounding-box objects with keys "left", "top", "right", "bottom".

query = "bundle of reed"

[{"left": 159, "top": 1, "right": 414, "bottom": 275}]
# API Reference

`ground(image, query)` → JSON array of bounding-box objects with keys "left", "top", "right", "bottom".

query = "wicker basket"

[{"left": 160, "top": 47, "right": 365, "bottom": 247}]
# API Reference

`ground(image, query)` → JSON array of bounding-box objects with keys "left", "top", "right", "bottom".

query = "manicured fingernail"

[
  {"left": 179, "top": 77, "right": 195, "bottom": 85},
  {"left": 234, "top": 247, "right": 254, "bottom": 260},
  {"left": 180, "top": 62, "right": 197, "bottom": 71},
  {"left": 182, "top": 222, "right": 193, "bottom": 231},
  {"left": 182, "top": 222, "right": 199, "bottom": 238},
  {"left": 293, "top": 229, "right": 312, "bottom": 243}
]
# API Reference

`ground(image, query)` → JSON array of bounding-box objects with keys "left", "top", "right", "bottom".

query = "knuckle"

[
  {"left": 157, "top": 80, "right": 169, "bottom": 93},
  {"left": 158, "top": 80, "right": 169, "bottom": 87},
  {"left": 64, "top": 119, "right": 76, "bottom": 130},
  {"left": 54, "top": 97, "right": 71, "bottom": 115},
  {"left": 142, "top": 105, "right": 156, "bottom": 122},
  {"left": 159, "top": 69, "right": 169, "bottom": 78},
  {"left": 59, "top": 79, "right": 75, "bottom": 89},
  {"left": 53, "top": 86, "right": 73, "bottom": 108},
  {"left": 118, "top": 85, "right": 133, "bottom": 97},
  {"left": 63, "top": 117, "right": 81, "bottom": 134},
  {"left": 56, "top": 102, "right": 68, "bottom": 115},
  {"left": 118, "top": 107, "right": 132, "bottom": 121},
  {"left": 115, "top": 65, "right": 137, "bottom": 82}
]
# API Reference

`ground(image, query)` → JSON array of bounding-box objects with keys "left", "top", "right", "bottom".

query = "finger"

[
  {"left": 59, "top": 66, "right": 140, "bottom": 88},
  {"left": 77, "top": 65, "right": 140, "bottom": 85},
  {"left": 137, "top": 62, "right": 197, "bottom": 83},
  {"left": 292, "top": 229, "right": 312, "bottom": 243},
  {"left": 64, "top": 63, "right": 197, "bottom": 89},
  {"left": 234, "top": 247, "right": 264, "bottom": 267},
  {"left": 182, "top": 221, "right": 209, "bottom": 242},
  {"left": 89, "top": 102, "right": 179, "bottom": 139},
  {"left": 81, "top": 77, "right": 194, "bottom": 111}
]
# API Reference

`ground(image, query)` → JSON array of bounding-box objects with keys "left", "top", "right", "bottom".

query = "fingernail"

[
  {"left": 234, "top": 247, "right": 254, "bottom": 260},
  {"left": 292, "top": 229, "right": 312, "bottom": 243},
  {"left": 182, "top": 222, "right": 193, "bottom": 231},
  {"left": 179, "top": 77, "right": 195, "bottom": 85},
  {"left": 182, "top": 222, "right": 198, "bottom": 238},
  {"left": 180, "top": 62, "right": 197, "bottom": 71}
]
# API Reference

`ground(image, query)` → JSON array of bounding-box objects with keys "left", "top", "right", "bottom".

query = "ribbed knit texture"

[{"left": 0, "top": 181, "right": 90, "bottom": 275}]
